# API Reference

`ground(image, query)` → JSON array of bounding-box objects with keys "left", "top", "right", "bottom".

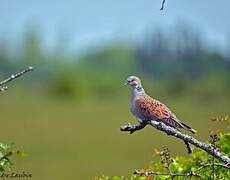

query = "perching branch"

[
  {"left": 120, "top": 120, "right": 230, "bottom": 165},
  {"left": 0, "top": 66, "right": 34, "bottom": 92}
]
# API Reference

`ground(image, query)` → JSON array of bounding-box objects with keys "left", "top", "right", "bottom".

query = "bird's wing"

[{"left": 135, "top": 95, "right": 183, "bottom": 128}]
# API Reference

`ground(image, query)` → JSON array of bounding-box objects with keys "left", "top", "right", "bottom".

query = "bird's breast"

[{"left": 131, "top": 98, "right": 148, "bottom": 122}]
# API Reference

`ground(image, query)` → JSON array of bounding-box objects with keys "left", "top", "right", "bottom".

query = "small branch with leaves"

[
  {"left": 0, "top": 143, "right": 25, "bottom": 174},
  {"left": 0, "top": 66, "right": 34, "bottom": 92},
  {"left": 120, "top": 120, "right": 230, "bottom": 165},
  {"left": 134, "top": 141, "right": 230, "bottom": 179},
  {"left": 134, "top": 163, "right": 230, "bottom": 178}
]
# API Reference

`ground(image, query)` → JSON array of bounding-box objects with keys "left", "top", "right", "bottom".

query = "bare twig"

[
  {"left": 120, "top": 120, "right": 230, "bottom": 164},
  {"left": 134, "top": 169, "right": 201, "bottom": 178},
  {"left": 0, "top": 66, "right": 34, "bottom": 92},
  {"left": 160, "top": 0, "right": 166, "bottom": 10},
  {"left": 134, "top": 163, "right": 230, "bottom": 178},
  {"left": 194, "top": 163, "right": 230, "bottom": 172},
  {"left": 184, "top": 140, "right": 192, "bottom": 154}
]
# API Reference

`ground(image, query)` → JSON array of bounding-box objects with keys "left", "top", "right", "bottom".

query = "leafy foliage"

[
  {"left": 1, "top": 22, "right": 230, "bottom": 100},
  {"left": 0, "top": 142, "right": 24, "bottom": 175},
  {"left": 96, "top": 133, "right": 230, "bottom": 180}
]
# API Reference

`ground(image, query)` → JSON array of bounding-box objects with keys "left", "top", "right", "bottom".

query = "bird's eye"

[{"left": 128, "top": 79, "right": 135, "bottom": 83}]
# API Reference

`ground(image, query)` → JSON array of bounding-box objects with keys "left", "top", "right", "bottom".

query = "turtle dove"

[{"left": 125, "top": 76, "right": 197, "bottom": 134}]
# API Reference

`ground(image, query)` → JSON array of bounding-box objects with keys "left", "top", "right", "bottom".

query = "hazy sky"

[{"left": 0, "top": 0, "right": 230, "bottom": 52}]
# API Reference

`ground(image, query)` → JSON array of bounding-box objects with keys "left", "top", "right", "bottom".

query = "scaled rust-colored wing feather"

[
  {"left": 135, "top": 95, "right": 182, "bottom": 128},
  {"left": 135, "top": 96, "right": 170, "bottom": 119}
]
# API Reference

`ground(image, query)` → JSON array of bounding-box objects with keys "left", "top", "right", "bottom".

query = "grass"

[{"left": 0, "top": 89, "right": 229, "bottom": 179}]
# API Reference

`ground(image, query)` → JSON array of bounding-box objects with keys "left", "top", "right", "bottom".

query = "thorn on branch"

[{"left": 0, "top": 66, "right": 34, "bottom": 92}]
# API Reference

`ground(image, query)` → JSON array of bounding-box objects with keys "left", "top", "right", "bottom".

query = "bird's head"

[{"left": 125, "top": 76, "right": 142, "bottom": 88}]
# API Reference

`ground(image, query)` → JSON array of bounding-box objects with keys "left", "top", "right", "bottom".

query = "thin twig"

[
  {"left": 120, "top": 120, "right": 230, "bottom": 164},
  {"left": 160, "top": 0, "right": 166, "bottom": 11},
  {"left": 212, "top": 150, "right": 215, "bottom": 179},
  {"left": 134, "top": 169, "right": 201, "bottom": 178},
  {"left": 184, "top": 140, "right": 192, "bottom": 154},
  {"left": 0, "top": 66, "right": 34, "bottom": 92},
  {"left": 194, "top": 163, "right": 230, "bottom": 173},
  {"left": 134, "top": 163, "right": 230, "bottom": 178}
]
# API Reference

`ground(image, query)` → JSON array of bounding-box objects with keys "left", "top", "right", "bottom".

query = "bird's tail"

[{"left": 180, "top": 122, "right": 197, "bottom": 134}]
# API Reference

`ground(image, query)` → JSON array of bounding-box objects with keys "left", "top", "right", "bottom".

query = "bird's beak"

[{"left": 124, "top": 82, "right": 128, "bottom": 86}]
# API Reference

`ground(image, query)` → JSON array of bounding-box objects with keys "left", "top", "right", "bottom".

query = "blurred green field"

[
  {"left": 0, "top": 8, "right": 230, "bottom": 179},
  {"left": 0, "top": 89, "right": 229, "bottom": 179}
]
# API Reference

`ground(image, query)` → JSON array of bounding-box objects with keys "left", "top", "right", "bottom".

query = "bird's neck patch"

[
  {"left": 136, "top": 85, "right": 142, "bottom": 92},
  {"left": 133, "top": 85, "right": 145, "bottom": 96}
]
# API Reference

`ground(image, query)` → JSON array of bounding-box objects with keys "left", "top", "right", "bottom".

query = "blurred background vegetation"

[
  {"left": 1, "top": 2, "right": 230, "bottom": 179},
  {"left": 1, "top": 22, "right": 229, "bottom": 179}
]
